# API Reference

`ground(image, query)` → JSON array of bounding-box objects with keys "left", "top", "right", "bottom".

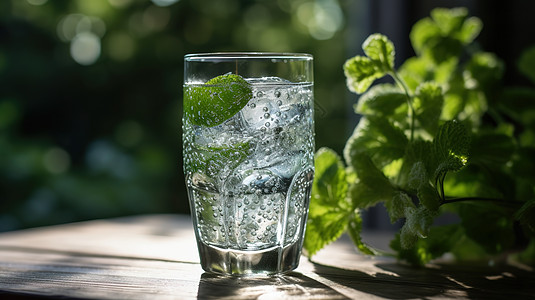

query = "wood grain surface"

[{"left": 0, "top": 214, "right": 533, "bottom": 299}]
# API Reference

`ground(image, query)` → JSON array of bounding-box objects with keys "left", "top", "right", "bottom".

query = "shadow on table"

[
  {"left": 197, "top": 272, "right": 349, "bottom": 299},
  {"left": 311, "top": 260, "right": 535, "bottom": 299}
]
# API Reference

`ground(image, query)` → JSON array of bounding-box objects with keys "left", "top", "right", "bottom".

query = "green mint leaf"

[
  {"left": 304, "top": 210, "right": 350, "bottom": 257},
  {"left": 348, "top": 182, "right": 381, "bottom": 209},
  {"left": 344, "top": 56, "right": 385, "bottom": 94},
  {"left": 362, "top": 34, "right": 395, "bottom": 72},
  {"left": 465, "top": 52, "right": 504, "bottom": 93},
  {"left": 400, "top": 221, "right": 419, "bottom": 249},
  {"left": 410, "top": 17, "right": 441, "bottom": 56},
  {"left": 433, "top": 120, "right": 470, "bottom": 179},
  {"left": 517, "top": 46, "right": 535, "bottom": 84},
  {"left": 347, "top": 211, "right": 376, "bottom": 255},
  {"left": 414, "top": 82, "right": 444, "bottom": 136},
  {"left": 184, "top": 74, "right": 252, "bottom": 127},
  {"left": 411, "top": 8, "right": 478, "bottom": 63},
  {"left": 457, "top": 16, "right": 483, "bottom": 44},
  {"left": 188, "top": 142, "right": 250, "bottom": 176},
  {"left": 385, "top": 191, "right": 415, "bottom": 223},
  {"left": 310, "top": 147, "right": 349, "bottom": 208},
  {"left": 355, "top": 84, "right": 407, "bottom": 117},
  {"left": 398, "top": 140, "right": 434, "bottom": 188},
  {"left": 417, "top": 182, "right": 441, "bottom": 212},
  {"left": 399, "top": 56, "right": 457, "bottom": 92},
  {"left": 431, "top": 7, "right": 469, "bottom": 36},
  {"left": 305, "top": 148, "right": 351, "bottom": 256},
  {"left": 344, "top": 116, "right": 408, "bottom": 170},
  {"left": 408, "top": 161, "right": 427, "bottom": 190},
  {"left": 401, "top": 206, "right": 435, "bottom": 250},
  {"left": 348, "top": 153, "right": 395, "bottom": 209},
  {"left": 407, "top": 160, "right": 440, "bottom": 212}
]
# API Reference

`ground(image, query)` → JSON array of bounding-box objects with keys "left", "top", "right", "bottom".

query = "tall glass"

[{"left": 183, "top": 53, "right": 314, "bottom": 275}]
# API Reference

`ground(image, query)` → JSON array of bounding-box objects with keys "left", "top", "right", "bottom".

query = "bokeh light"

[{"left": 70, "top": 31, "right": 101, "bottom": 65}]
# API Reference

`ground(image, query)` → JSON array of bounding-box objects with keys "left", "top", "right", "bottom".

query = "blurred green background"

[{"left": 1, "top": 0, "right": 534, "bottom": 231}]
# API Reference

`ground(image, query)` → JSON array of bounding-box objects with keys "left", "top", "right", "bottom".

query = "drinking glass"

[{"left": 183, "top": 53, "right": 314, "bottom": 275}]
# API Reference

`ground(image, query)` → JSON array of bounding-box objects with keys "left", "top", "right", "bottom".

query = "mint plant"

[{"left": 304, "top": 7, "right": 535, "bottom": 265}]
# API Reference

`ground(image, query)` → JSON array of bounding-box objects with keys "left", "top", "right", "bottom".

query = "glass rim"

[{"left": 184, "top": 52, "right": 313, "bottom": 61}]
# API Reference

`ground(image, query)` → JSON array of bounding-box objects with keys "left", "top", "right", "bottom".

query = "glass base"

[{"left": 197, "top": 240, "right": 302, "bottom": 276}]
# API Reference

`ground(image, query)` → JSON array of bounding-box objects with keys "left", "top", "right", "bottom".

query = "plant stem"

[{"left": 390, "top": 71, "right": 415, "bottom": 141}]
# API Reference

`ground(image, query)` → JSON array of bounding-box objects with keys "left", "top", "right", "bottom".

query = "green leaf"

[
  {"left": 310, "top": 147, "right": 349, "bottom": 208},
  {"left": 400, "top": 222, "right": 419, "bottom": 249},
  {"left": 408, "top": 161, "right": 427, "bottom": 190},
  {"left": 184, "top": 74, "right": 253, "bottom": 127},
  {"left": 407, "top": 161, "right": 440, "bottom": 212},
  {"left": 344, "top": 56, "right": 384, "bottom": 94},
  {"left": 431, "top": 7, "right": 469, "bottom": 36},
  {"left": 398, "top": 140, "right": 434, "bottom": 188},
  {"left": 344, "top": 116, "right": 408, "bottom": 169},
  {"left": 398, "top": 205, "right": 436, "bottom": 250},
  {"left": 305, "top": 148, "right": 351, "bottom": 256},
  {"left": 304, "top": 210, "right": 350, "bottom": 257},
  {"left": 404, "top": 206, "right": 435, "bottom": 240},
  {"left": 348, "top": 153, "right": 395, "bottom": 208},
  {"left": 385, "top": 191, "right": 415, "bottom": 223},
  {"left": 433, "top": 120, "right": 470, "bottom": 178},
  {"left": 465, "top": 52, "right": 504, "bottom": 94},
  {"left": 457, "top": 17, "right": 483, "bottom": 44},
  {"left": 410, "top": 18, "right": 441, "bottom": 55},
  {"left": 355, "top": 84, "right": 407, "bottom": 117},
  {"left": 517, "top": 46, "right": 535, "bottom": 84},
  {"left": 417, "top": 182, "right": 441, "bottom": 212},
  {"left": 347, "top": 211, "right": 376, "bottom": 255},
  {"left": 187, "top": 142, "right": 250, "bottom": 176},
  {"left": 410, "top": 8, "right": 478, "bottom": 63},
  {"left": 362, "top": 34, "right": 395, "bottom": 72},
  {"left": 414, "top": 82, "right": 444, "bottom": 136}
]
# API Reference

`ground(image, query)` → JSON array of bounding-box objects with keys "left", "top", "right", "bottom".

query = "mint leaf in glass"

[{"left": 184, "top": 74, "right": 253, "bottom": 127}]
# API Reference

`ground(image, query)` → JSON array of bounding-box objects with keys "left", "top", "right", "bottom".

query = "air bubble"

[
  {"left": 264, "top": 113, "right": 270, "bottom": 119},
  {"left": 249, "top": 103, "right": 256, "bottom": 108},
  {"left": 275, "top": 91, "right": 281, "bottom": 98},
  {"left": 276, "top": 100, "right": 283, "bottom": 106},
  {"left": 257, "top": 91, "right": 264, "bottom": 97}
]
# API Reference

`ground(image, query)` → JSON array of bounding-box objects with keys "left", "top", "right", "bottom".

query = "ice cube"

[{"left": 193, "top": 112, "right": 249, "bottom": 147}]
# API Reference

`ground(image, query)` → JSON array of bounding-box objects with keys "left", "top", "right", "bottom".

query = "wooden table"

[{"left": 0, "top": 214, "right": 533, "bottom": 299}]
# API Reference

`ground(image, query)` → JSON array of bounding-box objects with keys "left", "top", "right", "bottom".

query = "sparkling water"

[{"left": 183, "top": 77, "right": 314, "bottom": 275}]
